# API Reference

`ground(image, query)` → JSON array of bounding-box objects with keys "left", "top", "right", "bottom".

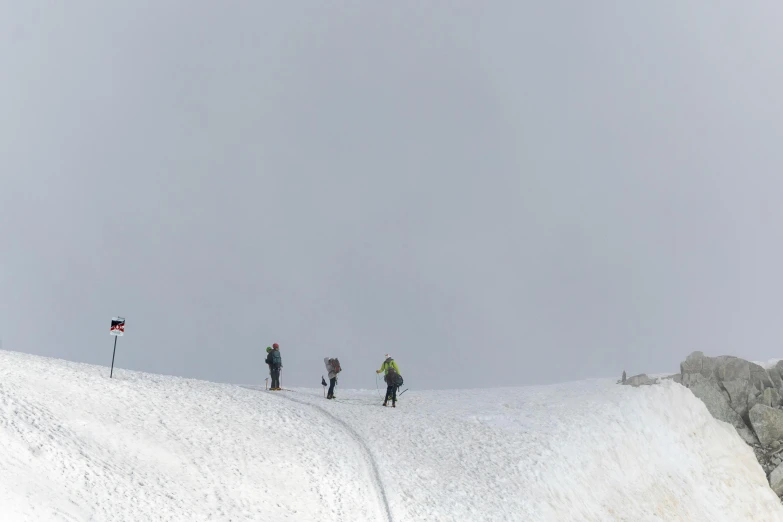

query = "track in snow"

[{"left": 242, "top": 387, "right": 394, "bottom": 522}]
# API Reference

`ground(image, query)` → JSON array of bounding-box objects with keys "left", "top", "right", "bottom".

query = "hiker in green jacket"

[{"left": 376, "top": 354, "right": 402, "bottom": 407}]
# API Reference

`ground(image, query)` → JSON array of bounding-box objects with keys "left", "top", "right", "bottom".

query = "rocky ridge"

[{"left": 622, "top": 351, "right": 783, "bottom": 498}]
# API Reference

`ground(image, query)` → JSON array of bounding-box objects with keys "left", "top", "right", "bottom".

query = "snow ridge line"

[{"left": 246, "top": 388, "right": 393, "bottom": 522}]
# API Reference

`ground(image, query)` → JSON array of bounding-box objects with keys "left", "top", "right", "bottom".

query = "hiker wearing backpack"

[
  {"left": 264, "top": 346, "right": 273, "bottom": 387},
  {"left": 376, "top": 354, "right": 403, "bottom": 407},
  {"left": 324, "top": 357, "right": 341, "bottom": 399},
  {"left": 266, "top": 343, "right": 282, "bottom": 390}
]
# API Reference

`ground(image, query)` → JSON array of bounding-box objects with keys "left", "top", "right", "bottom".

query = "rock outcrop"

[
  {"left": 770, "top": 463, "right": 783, "bottom": 496},
  {"left": 750, "top": 404, "right": 783, "bottom": 447},
  {"left": 622, "top": 351, "right": 783, "bottom": 499},
  {"left": 684, "top": 372, "right": 758, "bottom": 445},
  {"left": 624, "top": 373, "right": 658, "bottom": 387}
]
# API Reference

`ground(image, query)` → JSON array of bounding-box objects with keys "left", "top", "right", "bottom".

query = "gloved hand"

[{"left": 376, "top": 370, "right": 382, "bottom": 374}]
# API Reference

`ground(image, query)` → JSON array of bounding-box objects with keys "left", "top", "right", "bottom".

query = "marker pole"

[{"left": 110, "top": 336, "right": 118, "bottom": 378}]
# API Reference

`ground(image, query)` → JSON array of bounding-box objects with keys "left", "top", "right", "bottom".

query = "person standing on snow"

[
  {"left": 264, "top": 346, "right": 273, "bottom": 387},
  {"left": 266, "top": 343, "right": 282, "bottom": 390},
  {"left": 324, "top": 357, "right": 341, "bottom": 399},
  {"left": 376, "top": 354, "right": 402, "bottom": 407}
]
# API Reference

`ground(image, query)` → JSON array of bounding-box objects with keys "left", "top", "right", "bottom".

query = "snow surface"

[
  {"left": 1, "top": 350, "right": 782, "bottom": 521},
  {"left": 756, "top": 358, "right": 783, "bottom": 370}
]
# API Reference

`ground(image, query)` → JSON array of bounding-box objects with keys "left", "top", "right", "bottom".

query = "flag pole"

[{"left": 110, "top": 335, "right": 118, "bottom": 378}]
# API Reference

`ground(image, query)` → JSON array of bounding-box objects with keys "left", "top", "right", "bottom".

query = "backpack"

[
  {"left": 331, "top": 358, "right": 342, "bottom": 374},
  {"left": 386, "top": 367, "right": 403, "bottom": 387},
  {"left": 270, "top": 350, "right": 282, "bottom": 366}
]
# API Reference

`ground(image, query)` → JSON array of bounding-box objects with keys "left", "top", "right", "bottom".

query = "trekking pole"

[
  {"left": 399, "top": 388, "right": 409, "bottom": 396},
  {"left": 265, "top": 377, "right": 269, "bottom": 391}
]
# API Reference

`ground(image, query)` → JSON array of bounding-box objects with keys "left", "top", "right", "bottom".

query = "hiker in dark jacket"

[
  {"left": 376, "top": 354, "right": 402, "bottom": 407},
  {"left": 264, "top": 346, "right": 273, "bottom": 387},
  {"left": 324, "top": 357, "right": 341, "bottom": 399},
  {"left": 266, "top": 343, "right": 282, "bottom": 390}
]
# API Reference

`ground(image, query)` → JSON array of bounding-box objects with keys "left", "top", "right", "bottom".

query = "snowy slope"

[
  {"left": 1, "top": 351, "right": 782, "bottom": 521},
  {"left": 279, "top": 381, "right": 783, "bottom": 522},
  {"left": 0, "top": 351, "right": 385, "bottom": 522}
]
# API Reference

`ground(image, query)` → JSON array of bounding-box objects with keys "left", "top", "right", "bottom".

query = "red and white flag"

[{"left": 110, "top": 317, "right": 126, "bottom": 336}]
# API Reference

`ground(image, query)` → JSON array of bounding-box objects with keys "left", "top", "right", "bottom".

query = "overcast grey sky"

[{"left": 2, "top": 2, "right": 783, "bottom": 390}]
